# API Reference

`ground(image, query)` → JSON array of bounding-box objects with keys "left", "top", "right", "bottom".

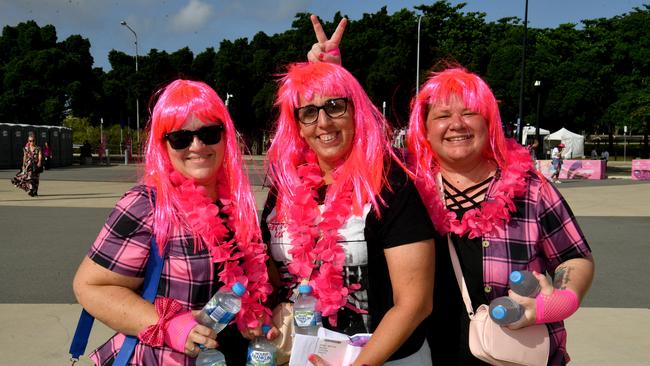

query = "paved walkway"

[{"left": 1, "top": 161, "right": 649, "bottom": 365}]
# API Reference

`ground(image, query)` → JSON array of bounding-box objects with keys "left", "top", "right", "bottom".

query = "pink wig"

[
  {"left": 267, "top": 62, "right": 395, "bottom": 215},
  {"left": 407, "top": 67, "right": 521, "bottom": 184},
  {"left": 142, "top": 79, "right": 259, "bottom": 254}
]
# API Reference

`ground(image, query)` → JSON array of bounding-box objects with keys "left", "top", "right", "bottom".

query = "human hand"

[
  {"left": 308, "top": 354, "right": 330, "bottom": 366},
  {"left": 242, "top": 323, "right": 280, "bottom": 341},
  {"left": 159, "top": 310, "right": 217, "bottom": 357},
  {"left": 506, "top": 271, "right": 554, "bottom": 330},
  {"left": 186, "top": 323, "right": 218, "bottom": 357},
  {"left": 307, "top": 14, "right": 347, "bottom": 64}
]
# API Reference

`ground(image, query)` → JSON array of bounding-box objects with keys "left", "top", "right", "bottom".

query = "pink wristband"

[
  {"left": 535, "top": 289, "right": 579, "bottom": 324},
  {"left": 164, "top": 311, "right": 198, "bottom": 353}
]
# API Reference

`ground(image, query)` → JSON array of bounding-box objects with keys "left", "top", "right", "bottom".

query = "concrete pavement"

[{"left": 0, "top": 160, "right": 649, "bottom": 365}]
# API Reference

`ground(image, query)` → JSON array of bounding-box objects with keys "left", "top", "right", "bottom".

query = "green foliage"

[{"left": 2, "top": 2, "right": 648, "bottom": 156}]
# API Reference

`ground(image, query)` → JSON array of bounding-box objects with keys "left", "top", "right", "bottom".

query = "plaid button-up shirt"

[
  {"left": 478, "top": 172, "right": 592, "bottom": 365},
  {"left": 87, "top": 185, "right": 245, "bottom": 365}
]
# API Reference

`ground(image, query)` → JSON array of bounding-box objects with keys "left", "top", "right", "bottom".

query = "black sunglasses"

[
  {"left": 294, "top": 98, "right": 348, "bottom": 125},
  {"left": 164, "top": 124, "right": 224, "bottom": 150}
]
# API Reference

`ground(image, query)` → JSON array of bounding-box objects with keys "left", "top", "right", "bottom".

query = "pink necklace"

[
  {"left": 169, "top": 171, "right": 270, "bottom": 330},
  {"left": 284, "top": 152, "right": 359, "bottom": 325},
  {"left": 417, "top": 145, "right": 533, "bottom": 239}
]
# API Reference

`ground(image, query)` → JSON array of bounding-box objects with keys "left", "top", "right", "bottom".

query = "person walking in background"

[
  {"left": 11, "top": 132, "right": 43, "bottom": 197},
  {"left": 43, "top": 141, "right": 53, "bottom": 170},
  {"left": 601, "top": 150, "right": 609, "bottom": 162},
  {"left": 527, "top": 139, "right": 540, "bottom": 171},
  {"left": 73, "top": 79, "right": 271, "bottom": 365},
  {"left": 550, "top": 143, "right": 565, "bottom": 183}
]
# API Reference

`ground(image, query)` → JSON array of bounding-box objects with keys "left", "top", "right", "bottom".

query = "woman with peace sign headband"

[
  {"left": 262, "top": 44, "right": 436, "bottom": 365},
  {"left": 308, "top": 16, "right": 594, "bottom": 366}
]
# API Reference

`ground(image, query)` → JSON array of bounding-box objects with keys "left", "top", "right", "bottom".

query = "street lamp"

[
  {"left": 120, "top": 20, "right": 140, "bottom": 144},
  {"left": 516, "top": 0, "right": 530, "bottom": 142},
  {"left": 534, "top": 80, "right": 542, "bottom": 157},
  {"left": 225, "top": 93, "right": 234, "bottom": 107},
  {"left": 416, "top": 14, "right": 424, "bottom": 95}
]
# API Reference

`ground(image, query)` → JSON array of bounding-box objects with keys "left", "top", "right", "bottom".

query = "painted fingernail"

[
  {"left": 318, "top": 53, "right": 324, "bottom": 60},
  {"left": 308, "top": 354, "right": 317, "bottom": 362}
]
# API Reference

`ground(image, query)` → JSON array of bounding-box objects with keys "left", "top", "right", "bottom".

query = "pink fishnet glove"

[
  {"left": 163, "top": 311, "right": 198, "bottom": 353},
  {"left": 535, "top": 289, "right": 579, "bottom": 324}
]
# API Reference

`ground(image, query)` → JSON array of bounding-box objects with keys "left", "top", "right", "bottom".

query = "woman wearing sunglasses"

[
  {"left": 73, "top": 79, "right": 272, "bottom": 365},
  {"left": 11, "top": 132, "right": 43, "bottom": 197},
  {"left": 261, "top": 62, "right": 436, "bottom": 365}
]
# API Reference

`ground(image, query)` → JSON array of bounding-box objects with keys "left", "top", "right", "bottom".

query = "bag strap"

[
  {"left": 447, "top": 235, "right": 476, "bottom": 317},
  {"left": 69, "top": 236, "right": 164, "bottom": 365}
]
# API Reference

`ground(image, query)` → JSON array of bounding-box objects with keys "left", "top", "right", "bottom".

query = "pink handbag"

[{"left": 447, "top": 236, "right": 550, "bottom": 366}]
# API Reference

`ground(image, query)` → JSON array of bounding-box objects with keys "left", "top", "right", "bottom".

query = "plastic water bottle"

[
  {"left": 196, "top": 282, "right": 246, "bottom": 334},
  {"left": 293, "top": 284, "right": 322, "bottom": 336},
  {"left": 246, "top": 325, "right": 277, "bottom": 366},
  {"left": 508, "top": 270, "right": 541, "bottom": 298},
  {"left": 196, "top": 348, "right": 227, "bottom": 366},
  {"left": 489, "top": 296, "right": 524, "bottom": 325}
]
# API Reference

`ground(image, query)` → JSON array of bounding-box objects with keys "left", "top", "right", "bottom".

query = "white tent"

[
  {"left": 545, "top": 127, "right": 585, "bottom": 158},
  {"left": 520, "top": 125, "right": 550, "bottom": 145}
]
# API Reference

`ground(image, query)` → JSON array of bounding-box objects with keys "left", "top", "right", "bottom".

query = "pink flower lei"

[
  {"left": 417, "top": 144, "right": 533, "bottom": 239},
  {"left": 284, "top": 152, "right": 360, "bottom": 325},
  {"left": 169, "top": 171, "right": 271, "bottom": 330}
]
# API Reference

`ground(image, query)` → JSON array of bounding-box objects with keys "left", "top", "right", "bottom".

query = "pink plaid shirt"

[
  {"left": 87, "top": 185, "right": 245, "bottom": 365},
  {"left": 473, "top": 171, "right": 591, "bottom": 365}
]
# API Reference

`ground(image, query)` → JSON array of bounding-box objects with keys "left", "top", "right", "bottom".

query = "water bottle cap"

[
  {"left": 491, "top": 305, "right": 507, "bottom": 320},
  {"left": 232, "top": 282, "right": 246, "bottom": 296},
  {"left": 262, "top": 325, "right": 272, "bottom": 335},
  {"left": 509, "top": 271, "right": 524, "bottom": 284},
  {"left": 298, "top": 284, "right": 313, "bottom": 294}
]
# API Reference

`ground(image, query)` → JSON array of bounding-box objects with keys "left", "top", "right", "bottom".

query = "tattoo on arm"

[{"left": 553, "top": 266, "right": 573, "bottom": 289}]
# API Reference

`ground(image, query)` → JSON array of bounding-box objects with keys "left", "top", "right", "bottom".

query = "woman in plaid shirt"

[
  {"left": 407, "top": 67, "right": 595, "bottom": 366},
  {"left": 73, "top": 79, "right": 271, "bottom": 365}
]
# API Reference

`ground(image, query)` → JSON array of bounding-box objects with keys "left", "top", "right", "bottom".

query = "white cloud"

[{"left": 171, "top": 0, "right": 214, "bottom": 33}]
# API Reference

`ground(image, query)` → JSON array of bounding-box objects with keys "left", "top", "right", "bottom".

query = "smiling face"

[
  {"left": 166, "top": 115, "right": 225, "bottom": 190},
  {"left": 425, "top": 94, "right": 490, "bottom": 170},
  {"left": 298, "top": 94, "right": 355, "bottom": 173}
]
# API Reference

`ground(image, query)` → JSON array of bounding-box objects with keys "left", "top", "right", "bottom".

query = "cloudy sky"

[{"left": 1, "top": 0, "right": 646, "bottom": 70}]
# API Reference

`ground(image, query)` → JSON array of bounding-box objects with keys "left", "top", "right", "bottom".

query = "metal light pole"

[
  {"left": 534, "top": 80, "right": 542, "bottom": 156},
  {"left": 120, "top": 20, "right": 140, "bottom": 144},
  {"left": 416, "top": 14, "right": 424, "bottom": 95},
  {"left": 516, "top": 0, "right": 529, "bottom": 143},
  {"left": 225, "top": 93, "right": 234, "bottom": 107}
]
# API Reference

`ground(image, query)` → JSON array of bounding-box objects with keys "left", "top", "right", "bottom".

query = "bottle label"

[
  {"left": 209, "top": 306, "right": 236, "bottom": 324},
  {"left": 208, "top": 361, "right": 226, "bottom": 366},
  {"left": 247, "top": 350, "right": 276, "bottom": 365},
  {"left": 294, "top": 310, "right": 321, "bottom": 327}
]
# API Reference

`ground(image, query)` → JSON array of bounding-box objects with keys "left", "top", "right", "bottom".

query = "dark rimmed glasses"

[
  {"left": 294, "top": 98, "right": 348, "bottom": 125},
  {"left": 164, "top": 124, "right": 224, "bottom": 150}
]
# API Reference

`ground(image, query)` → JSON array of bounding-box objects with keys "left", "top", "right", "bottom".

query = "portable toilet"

[
  {"left": 10, "top": 125, "right": 29, "bottom": 168},
  {"left": 0, "top": 123, "right": 12, "bottom": 168},
  {"left": 59, "top": 127, "right": 73, "bottom": 166}
]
